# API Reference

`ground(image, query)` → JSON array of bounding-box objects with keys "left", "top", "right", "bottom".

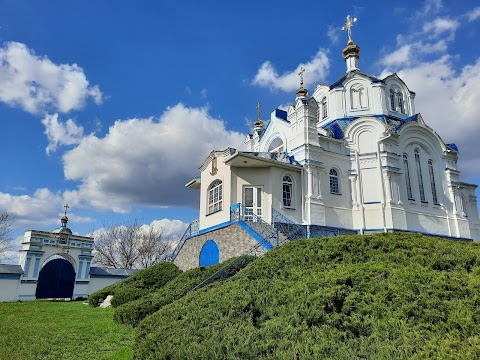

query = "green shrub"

[
  {"left": 134, "top": 233, "right": 480, "bottom": 359},
  {"left": 88, "top": 262, "right": 181, "bottom": 307},
  {"left": 114, "top": 255, "right": 254, "bottom": 326}
]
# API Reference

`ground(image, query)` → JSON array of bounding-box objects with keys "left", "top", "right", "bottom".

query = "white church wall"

[
  {"left": 270, "top": 167, "right": 302, "bottom": 224},
  {"left": 0, "top": 277, "right": 20, "bottom": 301},
  {"left": 199, "top": 153, "right": 232, "bottom": 231}
]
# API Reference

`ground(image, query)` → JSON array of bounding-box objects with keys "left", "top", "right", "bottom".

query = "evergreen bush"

[
  {"left": 88, "top": 262, "right": 181, "bottom": 307},
  {"left": 114, "top": 255, "right": 254, "bottom": 326},
  {"left": 134, "top": 233, "right": 480, "bottom": 359}
]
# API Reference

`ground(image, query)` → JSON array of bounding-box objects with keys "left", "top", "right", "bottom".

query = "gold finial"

[
  {"left": 298, "top": 67, "right": 305, "bottom": 88},
  {"left": 342, "top": 15, "right": 357, "bottom": 44},
  {"left": 256, "top": 102, "right": 261, "bottom": 120},
  {"left": 63, "top": 204, "right": 69, "bottom": 217}
]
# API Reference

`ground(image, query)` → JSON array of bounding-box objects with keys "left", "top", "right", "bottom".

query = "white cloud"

[
  {"left": 252, "top": 49, "right": 330, "bottom": 92},
  {"left": 62, "top": 103, "right": 245, "bottom": 212},
  {"left": 41, "top": 113, "right": 85, "bottom": 154},
  {"left": 422, "top": 18, "right": 459, "bottom": 40},
  {"left": 146, "top": 219, "right": 188, "bottom": 240},
  {"left": 0, "top": 42, "right": 103, "bottom": 114},
  {"left": 380, "top": 45, "right": 413, "bottom": 67},
  {"left": 0, "top": 188, "right": 93, "bottom": 228},
  {"left": 467, "top": 7, "right": 480, "bottom": 21},
  {"left": 327, "top": 25, "right": 339, "bottom": 44}
]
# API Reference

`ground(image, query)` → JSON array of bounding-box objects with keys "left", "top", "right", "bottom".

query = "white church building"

[{"left": 173, "top": 19, "right": 480, "bottom": 271}]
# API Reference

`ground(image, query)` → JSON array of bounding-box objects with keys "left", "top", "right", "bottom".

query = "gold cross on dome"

[
  {"left": 63, "top": 204, "right": 69, "bottom": 216},
  {"left": 256, "top": 102, "right": 261, "bottom": 120},
  {"left": 342, "top": 15, "right": 357, "bottom": 42},
  {"left": 298, "top": 67, "right": 305, "bottom": 87}
]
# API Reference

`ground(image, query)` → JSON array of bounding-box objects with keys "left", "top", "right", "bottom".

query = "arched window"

[
  {"left": 390, "top": 89, "right": 396, "bottom": 111},
  {"left": 207, "top": 180, "right": 222, "bottom": 214},
  {"left": 329, "top": 169, "right": 340, "bottom": 194},
  {"left": 268, "top": 137, "right": 284, "bottom": 153},
  {"left": 415, "top": 149, "right": 426, "bottom": 202},
  {"left": 390, "top": 86, "right": 405, "bottom": 114},
  {"left": 282, "top": 175, "right": 293, "bottom": 208},
  {"left": 322, "top": 97, "right": 327, "bottom": 119},
  {"left": 403, "top": 154, "right": 414, "bottom": 200},
  {"left": 428, "top": 160, "right": 438, "bottom": 204}
]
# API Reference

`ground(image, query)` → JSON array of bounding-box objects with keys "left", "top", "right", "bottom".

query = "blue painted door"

[
  {"left": 35, "top": 259, "right": 75, "bottom": 299},
  {"left": 199, "top": 240, "right": 219, "bottom": 267}
]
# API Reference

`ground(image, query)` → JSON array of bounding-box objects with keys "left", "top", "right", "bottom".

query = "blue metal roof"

[
  {"left": 275, "top": 108, "right": 288, "bottom": 120},
  {"left": 446, "top": 143, "right": 459, "bottom": 152},
  {"left": 330, "top": 70, "right": 384, "bottom": 89}
]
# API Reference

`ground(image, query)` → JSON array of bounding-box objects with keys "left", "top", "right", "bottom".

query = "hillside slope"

[
  {"left": 135, "top": 232, "right": 480, "bottom": 359},
  {"left": 88, "top": 262, "right": 181, "bottom": 307}
]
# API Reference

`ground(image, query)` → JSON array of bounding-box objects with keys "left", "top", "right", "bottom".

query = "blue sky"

[{"left": 1, "top": 0, "right": 479, "bottom": 261}]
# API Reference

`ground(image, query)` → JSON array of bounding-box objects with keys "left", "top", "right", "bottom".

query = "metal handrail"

[
  {"left": 170, "top": 219, "right": 199, "bottom": 261},
  {"left": 271, "top": 208, "right": 307, "bottom": 241}
]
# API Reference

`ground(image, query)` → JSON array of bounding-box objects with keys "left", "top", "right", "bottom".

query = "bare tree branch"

[
  {"left": 0, "top": 212, "right": 14, "bottom": 261},
  {"left": 92, "top": 219, "right": 171, "bottom": 269}
]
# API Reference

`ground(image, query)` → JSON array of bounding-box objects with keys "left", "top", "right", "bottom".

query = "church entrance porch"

[{"left": 35, "top": 258, "right": 75, "bottom": 299}]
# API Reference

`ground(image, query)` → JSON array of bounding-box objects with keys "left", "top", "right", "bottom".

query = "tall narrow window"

[
  {"left": 207, "top": 180, "right": 222, "bottom": 214},
  {"left": 403, "top": 154, "right": 414, "bottom": 200},
  {"left": 415, "top": 149, "right": 426, "bottom": 202},
  {"left": 428, "top": 160, "right": 438, "bottom": 204},
  {"left": 397, "top": 93, "right": 405, "bottom": 113},
  {"left": 390, "top": 89, "right": 395, "bottom": 111},
  {"left": 358, "top": 87, "right": 365, "bottom": 108},
  {"left": 322, "top": 97, "right": 327, "bottom": 119},
  {"left": 329, "top": 169, "right": 340, "bottom": 194},
  {"left": 282, "top": 175, "right": 293, "bottom": 208},
  {"left": 460, "top": 195, "right": 467, "bottom": 217}
]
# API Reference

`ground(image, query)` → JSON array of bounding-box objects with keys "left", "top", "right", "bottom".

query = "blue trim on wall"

[
  {"left": 24, "top": 256, "right": 32, "bottom": 277},
  {"left": 237, "top": 221, "right": 274, "bottom": 250},
  {"left": 77, "top": 259, "right": 84, "bottom": 280},
  {"left": 198, "top": 221, "right": 232, "bottom": 235},
  {"left": 0, "top": 273, "right": 21, "bottom": 279},
  {"left": 363, "top": 201, "right": 381, "bottom": 205},
  {"left": 33, "top": 256, "right": 41, "bottom": 277}
]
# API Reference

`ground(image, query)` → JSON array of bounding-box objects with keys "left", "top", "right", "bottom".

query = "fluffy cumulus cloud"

[
  {"left": 379, "top": 2, "right": 480, "bottom": 179},
  {"left": 0, "top": 188, "right": 93, "bottom": 228},
  {"left": 252, "top": 49, "right": 330, "bottom": 92},
  {"left": 41, "top": 113, "right": 85, "bottom": 154},
  {"left": 0, "top": 42, "right": 103, "bottom": 114},
  {"left": 143, "top": 219, "right": 188, "bottom": 240},
  {"left": 62, "top": 103, "right": 245, "bottom": 212}
]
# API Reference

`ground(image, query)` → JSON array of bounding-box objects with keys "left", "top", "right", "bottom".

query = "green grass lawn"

[{"left": 0, "top": 301, "right": 134, "bottom": 360}]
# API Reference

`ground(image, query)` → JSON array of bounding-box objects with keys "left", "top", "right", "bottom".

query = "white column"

[{"left": 349, "top": 174, "right": 358, "bottom": 207}]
